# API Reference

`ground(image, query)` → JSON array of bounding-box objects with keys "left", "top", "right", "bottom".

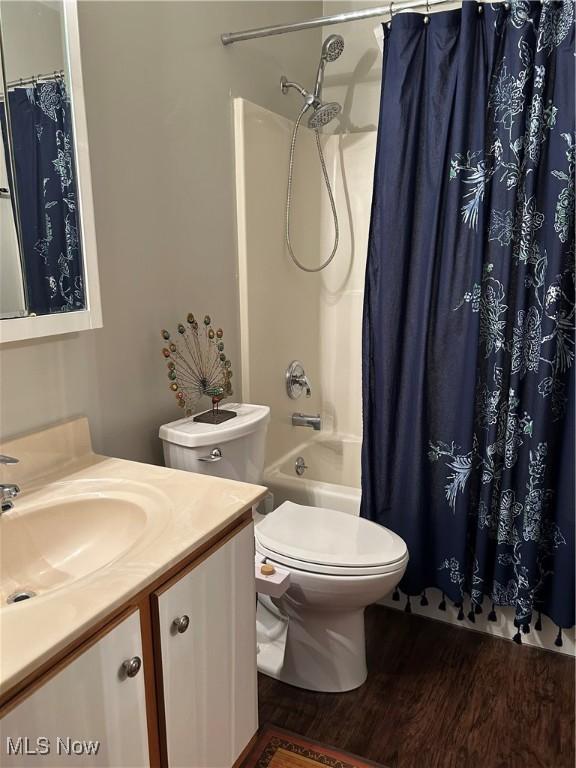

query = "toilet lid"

[{"left": 255, "top": 501, "right": 407, "bottom": 571}]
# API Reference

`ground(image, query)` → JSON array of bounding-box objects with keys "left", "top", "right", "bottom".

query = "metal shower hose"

[{"left": 285, "top": 105, "right": 339, "bottom": 273}]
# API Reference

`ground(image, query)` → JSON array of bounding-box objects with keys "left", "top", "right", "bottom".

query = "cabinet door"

[
  {"left": 155, "top": 523, "right": 257, "bottom": 768},
  {"left": 0, "top": 611, "right": 149, "bottom": 767}
]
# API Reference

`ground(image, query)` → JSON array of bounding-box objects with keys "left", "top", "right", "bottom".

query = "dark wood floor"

[{"left": 258, "top": 605, "right": 575, "bottom": 768}]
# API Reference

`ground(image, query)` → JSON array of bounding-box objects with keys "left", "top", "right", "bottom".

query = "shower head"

[
  {"left": 308, "top": 101, "right": 342, "bottom": 129},
  {"left": 280, "top": 35, "right": 344, "bottom": 130},
  {"left": 321, "top": 34, "right": 345, "bottom": 63},
  {"left": 280, "top": 76, "right": 342, "bottom": 128}
]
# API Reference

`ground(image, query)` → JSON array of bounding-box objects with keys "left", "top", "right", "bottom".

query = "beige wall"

[
  {"left": 1, "top": 0, "right": 64, "bottom": 81},
  {"left": 0, "top": 1, "right": 322, "bottom": 464}
]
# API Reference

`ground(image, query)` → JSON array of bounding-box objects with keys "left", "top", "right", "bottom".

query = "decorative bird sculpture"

[{"left": 160, "top": 313, "right": 235, "bottom": 424}]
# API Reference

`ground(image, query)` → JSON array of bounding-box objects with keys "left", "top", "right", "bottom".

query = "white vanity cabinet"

[
  {"left": 153, "top": 523, "right": 257, "bottom": 768},
  {"left": 0, "top": 518, "right": 258, "bottom": 768},
  {"left": 0, "top": 610, "right": 149, "bottom": 767}
]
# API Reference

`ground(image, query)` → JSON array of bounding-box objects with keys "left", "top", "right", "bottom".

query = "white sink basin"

[{"left": 0, "top": 481, "right": 168, "bottom": 604}]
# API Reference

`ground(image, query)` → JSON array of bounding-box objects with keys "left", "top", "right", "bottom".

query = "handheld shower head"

[
  {"left": 283, "top": 36, "right": 344, "bottom": 272},
  {"left": 280, "top": 34, "right": 344, "bottom": 130},
  {"left": 314, "top": 34, "right": 345, "bottom": 101},
  {"left": 321, "top": 34, "right": 345, "bottom": 62}
]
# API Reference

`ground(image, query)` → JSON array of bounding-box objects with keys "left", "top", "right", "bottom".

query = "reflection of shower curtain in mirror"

[
  {"left": 0, "top": 117, "right": 25, "bottom": 318},
  {"left": 0, "top": 79, "right": 85, "bottom": 314}
]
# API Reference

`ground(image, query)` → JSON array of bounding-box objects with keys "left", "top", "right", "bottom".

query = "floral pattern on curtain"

[
  {"left": 0, "top": 78, "right": 85, "bottom": 315},
  {"left": 361, "top": 2, "right": 574, "bottom": 635}
]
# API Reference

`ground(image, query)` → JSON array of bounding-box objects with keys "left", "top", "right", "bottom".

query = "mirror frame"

[{"left": 0, "top": 0, "right": 102, "bottom": 344}]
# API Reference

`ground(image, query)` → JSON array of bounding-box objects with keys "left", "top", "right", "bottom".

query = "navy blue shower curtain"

[
  {"left": 0, "top": 79, "right": 84, "bottom": 315},
  {"left": 361, "top": 2, "right": 574, "bottom": 632}
]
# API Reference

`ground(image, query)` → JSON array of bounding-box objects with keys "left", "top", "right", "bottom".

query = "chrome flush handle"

[{"left": 198, "top": 448, "right": 223, "bottom": 462}]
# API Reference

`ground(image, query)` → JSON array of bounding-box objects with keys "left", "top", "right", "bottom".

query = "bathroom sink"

[{"left": 0, "top": 483, "right": 165, "bottom": 604}]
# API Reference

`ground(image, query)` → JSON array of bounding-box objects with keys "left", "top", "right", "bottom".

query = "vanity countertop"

[{"left": 0, "top": 418, "right": 266, "bottom": 698}]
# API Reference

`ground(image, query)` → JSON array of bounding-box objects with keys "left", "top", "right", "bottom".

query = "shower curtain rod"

[
  {"left": 221, "top": 0, "right": 498, "bottom": 45},
  {"left": 3, "top": 69, "right": 64, "bottom": 90}
]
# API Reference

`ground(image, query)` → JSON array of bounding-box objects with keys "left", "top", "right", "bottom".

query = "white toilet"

[{"left": 160, "top": 403, "right": 408, "bottom": 693}]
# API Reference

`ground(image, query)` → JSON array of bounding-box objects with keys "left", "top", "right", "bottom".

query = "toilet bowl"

[
  {"left": 255, "top": 501, "right": 408, "bottom": 692},
  {"left": 159, "top": 403, "right": 408, "bottom": 693}
]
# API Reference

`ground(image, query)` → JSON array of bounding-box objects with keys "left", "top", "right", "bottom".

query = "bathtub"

[{"left": 263, "top": 436, "right": 361, "bottom": 516}]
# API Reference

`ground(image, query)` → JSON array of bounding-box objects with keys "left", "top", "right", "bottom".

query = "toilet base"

[{"left": 256, "top": 596, "right": 367, "bottom": 693}]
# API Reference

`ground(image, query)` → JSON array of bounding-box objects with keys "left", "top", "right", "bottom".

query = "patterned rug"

[{"left": 243, "top": 726, "right": 385, "bottom": 768}]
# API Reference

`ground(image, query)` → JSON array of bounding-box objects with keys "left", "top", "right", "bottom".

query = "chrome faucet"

[
  {"left": 292, "top": 413, "right": 321, "bottom": 431},
  {"left": 0, "top": 455, "right": 20, "bottom": 513}
]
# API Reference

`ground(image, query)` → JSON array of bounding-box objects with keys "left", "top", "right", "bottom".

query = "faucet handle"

[
  {"left": 0, "top": 455, "right": 19, "bottom": 465},
  {"left": 286, "top": 361, "right": 312, "bottom": 400},
  {"left": 0, "top": 483, "right": 20, "bottom": 513}
]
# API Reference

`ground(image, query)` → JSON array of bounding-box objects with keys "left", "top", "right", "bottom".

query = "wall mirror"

[{"left": 0, "top": 0, "right": 101, "bottom": 343}]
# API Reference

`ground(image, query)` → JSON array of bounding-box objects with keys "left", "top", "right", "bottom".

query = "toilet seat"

[{"left": 255, "top": 501, "right": 408, "bottom": 577}]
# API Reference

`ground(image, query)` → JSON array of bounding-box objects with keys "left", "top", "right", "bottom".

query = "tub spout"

[{"left": 292, "top": 413, "right": 321, "bottom": 431}]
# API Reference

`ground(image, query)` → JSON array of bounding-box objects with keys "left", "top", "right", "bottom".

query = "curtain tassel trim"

[
  {"left": 488, "top": 603, "right": 497, "bottom": 622},
  {"left": 405, "top": 596, "right": 412, "bottom": 614},
  {"left": 555, "top": 627, "right": 563, "bottom": 647},
  {"left": 392, "top": 588, "right": 400, "bottom": 602},
  {"left": 455, "top": 602, "right": 464, "bottom": 620},
  {"left": 535, "top": 613, "right": 542, "bottom": 631},
  {"left": 420, "top": 590, "right": 429, "bottom": 606},
  {"left": 438, "top": 592, "right": 447, "bottom": 611}
]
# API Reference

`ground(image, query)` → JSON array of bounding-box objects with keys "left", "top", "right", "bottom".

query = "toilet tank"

[{"left": 159, "top": 403, "right": 270, "bottom": 484}]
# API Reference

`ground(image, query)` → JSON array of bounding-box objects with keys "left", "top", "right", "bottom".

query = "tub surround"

[
  {"left": 235, "top": 98, "right": 376, "bottom": 469},
  {"left": 0, "top": 417, "right": 266, "bottom": 700},
  {"left": 264, "top": 434, "right": 361, "bottom": 514}
]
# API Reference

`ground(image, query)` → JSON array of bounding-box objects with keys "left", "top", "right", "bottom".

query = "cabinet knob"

[
  {"left": 122, "top": 656, "right": 142, "bottom": 678},
  {"left": 173, "top": 615, "right": 190, "bottom": 634}
]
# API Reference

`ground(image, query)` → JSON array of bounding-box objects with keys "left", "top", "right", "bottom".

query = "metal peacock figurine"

[{"left": 160, "top": 313, "right": 235, "bottom": 424}]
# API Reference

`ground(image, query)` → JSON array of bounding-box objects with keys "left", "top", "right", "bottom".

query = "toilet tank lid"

[{"left": 159, "top": 403, "right": 270, "bottom": 448}]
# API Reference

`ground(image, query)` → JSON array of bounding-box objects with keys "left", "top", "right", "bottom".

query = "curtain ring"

[{"left": 387, "top": 1, "right": 395, "bottom": 29}]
